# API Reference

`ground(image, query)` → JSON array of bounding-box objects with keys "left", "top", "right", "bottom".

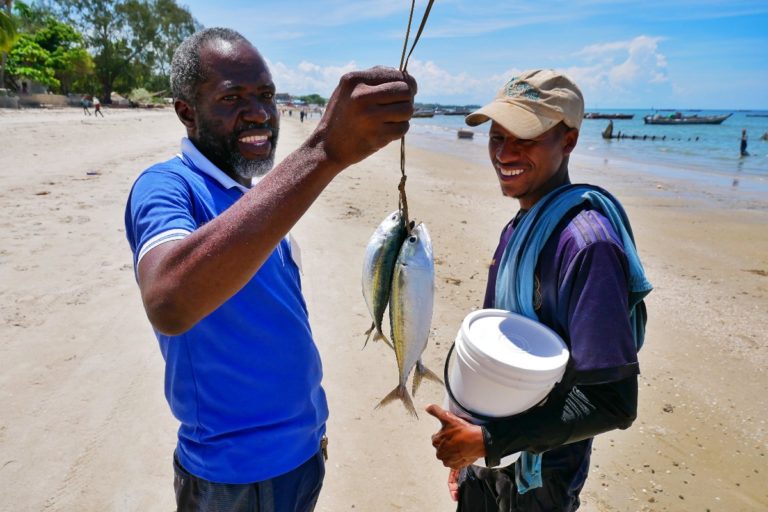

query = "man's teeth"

[
  {"left": 240, "top": 135, "right": 268, "bottom": 143},
  {"left": 500, "top": 168, "right": 524, "bottom": 177}
]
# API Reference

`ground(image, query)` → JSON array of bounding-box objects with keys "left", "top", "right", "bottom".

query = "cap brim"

[{"left": 465, "top": 101, "right": 561, "bottom": 139}]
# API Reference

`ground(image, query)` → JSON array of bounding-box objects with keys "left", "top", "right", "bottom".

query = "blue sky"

[{"left": 180, "top": 0, "right": 768, "bottom": 110}]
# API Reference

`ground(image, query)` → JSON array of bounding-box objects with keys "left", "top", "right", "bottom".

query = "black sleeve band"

[{"left": 482, "top": 375, "right": 638, "bottom": 465}]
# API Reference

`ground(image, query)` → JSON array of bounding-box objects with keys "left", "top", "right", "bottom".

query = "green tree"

[
  {"left": 0, "top": 3, "right": 16, "bottom": 52},
  {"left": 4, "top": 4, "right": 93, "bottom": 94},
  {"left": 298, "top": 93, "right": 327, "bottom": 106},
  {"left": 60, "top": 0, "right": 199, "bottom": 103},
  {"left": 5, "top": 34, "right": 58, "bottom": 88},
  {"left": 1, "top": 0, "right": 17, "bottom": 89}
]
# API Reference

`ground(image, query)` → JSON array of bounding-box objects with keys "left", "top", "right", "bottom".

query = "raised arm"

[{"left": 137, "top": 68, "right": 416, "bottom": 335}]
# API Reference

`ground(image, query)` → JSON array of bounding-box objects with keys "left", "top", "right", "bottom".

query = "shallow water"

[{"left": 406, "top": 110, "right": 768, "bottom": 200}]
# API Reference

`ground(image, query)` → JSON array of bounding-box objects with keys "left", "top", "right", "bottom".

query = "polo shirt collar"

[{"left": 178, "top": 137, "right": 253, "bottom": 194}]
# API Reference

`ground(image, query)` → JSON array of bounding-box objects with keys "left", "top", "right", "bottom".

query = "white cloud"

[
  {"left": 266, "top": 35, "right": 672, "bottom": 107},
  {"left": 267, "top": 57, "right": 503, "bottom": 104},
  {"left": 572, "top": 36, "right": 668, "bottom": 86},
  {"left": 267, "top": 58, "right": 359, "bottom": 96}
]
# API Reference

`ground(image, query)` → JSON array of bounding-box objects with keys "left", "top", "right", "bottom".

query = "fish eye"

[{"left": 409, "top": 236, "right": 417, "bottom": 243}]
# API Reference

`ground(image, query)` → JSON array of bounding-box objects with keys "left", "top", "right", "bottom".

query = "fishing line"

[{"left": 397, "top": 0, "right": 435, "bottom": 233}]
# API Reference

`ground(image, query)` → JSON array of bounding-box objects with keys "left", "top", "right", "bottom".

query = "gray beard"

[{"left": 232, "top": 153, "right": 275, "bottom": 181}]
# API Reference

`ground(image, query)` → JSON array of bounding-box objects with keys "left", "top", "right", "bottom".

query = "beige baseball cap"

[{"left": 465, "top": 69, "right": 584, "bottom": 139}]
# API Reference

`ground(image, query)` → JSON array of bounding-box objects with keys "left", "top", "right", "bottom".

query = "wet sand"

[{"left": 0, "top": 107, "right": 766, "bottom": 511}]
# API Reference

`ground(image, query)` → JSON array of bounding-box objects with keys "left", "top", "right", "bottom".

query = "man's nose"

[
  {"left": 243, "top": 98, "right": 271, "bottom": 123},
  {"left": 496, "top": 138, "right": 523, "bottom": 161}
]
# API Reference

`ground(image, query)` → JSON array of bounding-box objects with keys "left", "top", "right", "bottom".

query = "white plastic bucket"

[{"left": 444, "top": 309, "right": 569, "bottom": 467}]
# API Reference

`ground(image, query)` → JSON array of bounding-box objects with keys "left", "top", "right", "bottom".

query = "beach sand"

[{"left": 1, "top": 107, "right": 766, "bottom": 511}]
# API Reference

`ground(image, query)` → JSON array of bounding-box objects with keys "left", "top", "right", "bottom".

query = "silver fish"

[
  {"left": 361, "top": 210, "right": 406, "bottom": 348},
  {"left": 377, "top": 223, "right": 442, "bottom": 417}
]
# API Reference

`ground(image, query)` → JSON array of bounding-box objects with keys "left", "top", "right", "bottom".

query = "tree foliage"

[
  {"left": 298, "top": 93, "right": 327, "bottom": 106},
  {"left": 4, "top": 2, "right": 93, "bottom": 93},
  {"left": 0, "top": 8, "right": 18, "bottom": 53},
  {"left": 59, "top": 0, "right": 200, "bottom": 102}
]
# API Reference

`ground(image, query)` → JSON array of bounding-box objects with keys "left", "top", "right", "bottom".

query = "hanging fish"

[
  {"left": 377, "top": 223, "right": 441, "bottom": 417},
  {"left": 362, "top": 210, "right": 407, "bottom": 348}
]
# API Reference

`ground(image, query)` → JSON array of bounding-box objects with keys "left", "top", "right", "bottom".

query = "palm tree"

[{"left": 1, "top": 0, "right": 16, "bottom": 90}]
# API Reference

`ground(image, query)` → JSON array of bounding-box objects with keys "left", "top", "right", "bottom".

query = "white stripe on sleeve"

[{"left": 136, "top": 228, "right": 191, "bottom": 267}]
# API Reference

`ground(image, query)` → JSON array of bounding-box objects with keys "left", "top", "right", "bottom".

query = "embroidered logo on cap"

[{"left": 504, "top": 78, "right": 540, "bottom": 100}]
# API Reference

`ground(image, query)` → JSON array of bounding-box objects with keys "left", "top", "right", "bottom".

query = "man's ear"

[
  {"left": 175, "top": 99, "right": 196, "bottom": 134},
  {"left": 562, "top": 128, "right": 579, "bottom": 156}
]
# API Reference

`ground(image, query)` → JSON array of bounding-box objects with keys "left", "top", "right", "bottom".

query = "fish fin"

[
  {"left": 374, "top": 330, "right": 395, "bottom": 350},
  {"left": 375, "top": 384, "right": 418, "bottom": 419},
  {"left": 362, "top": 322, "right": 375, "bottom": 349},
  {"left": 412, "top": 360, "right": 444, "bottom": 397}
]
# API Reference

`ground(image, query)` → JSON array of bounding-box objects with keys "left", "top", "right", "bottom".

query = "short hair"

[{"left": 171, "top": 27, "right": 250, "bottom": 104}]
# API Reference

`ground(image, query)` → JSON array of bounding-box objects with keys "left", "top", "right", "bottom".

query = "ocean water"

[{"left": 406, "top": 109, "right": 768, "bottom": 195}]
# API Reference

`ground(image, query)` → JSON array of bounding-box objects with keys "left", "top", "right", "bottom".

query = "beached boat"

[
  {"left": 457, "top": 129, "right": 474, "bottom": 139},
  {"left": 584, "top": 112, "right": 634, "bottom": 120},
  {"left": 643, "top": 112, "right": 732, "bottom": 125},
  {"left": 413, "top": 109, "right": 435, "bottom": 118}
]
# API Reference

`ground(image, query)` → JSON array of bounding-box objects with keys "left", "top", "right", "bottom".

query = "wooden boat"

[
  {"left": 413, "top": 108, "right": 435, "bottom": 118},
  {"left": 584, "top": 112, "right": 634, "bottom": 120},
  {"left": 643, "top": 112, "right": 732, "bottom": 125},
  {"left": 457, "top": 129, "right": 474, "bottom": 139}
]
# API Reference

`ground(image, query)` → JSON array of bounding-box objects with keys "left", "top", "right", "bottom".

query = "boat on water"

[
  {"left": 584, "top": 112, "right": 634, "bottom": 120},
  {"left": 413, "top": 108, "right": 435, "bottom": 118},
  {"left": 643, "top": 112, "right": 732, "bottom": 125},
  {"left": 457, "top": 129, "right": 474, "bottom": 139},
  {"left": 443, "top": 108, "right": 472, "bottom": 116}
]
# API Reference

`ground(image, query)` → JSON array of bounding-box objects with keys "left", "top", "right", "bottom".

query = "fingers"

[
  {"left": 313, "top": 65, "right": 417, "bottom": 170},
  {"left": 425, "top": 403, "right": 449, "bottom": 425},
  {"left": 341, "top": 66, "right": 418, "bottom": 94},
  {"left": 448, "top": 468, "right": 460, "bottom": 502},
  {"left": 351, "top": 80, "right": 415, "bottom": 105}
]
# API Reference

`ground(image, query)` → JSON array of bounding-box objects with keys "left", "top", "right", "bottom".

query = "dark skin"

[
  {"left": 175, "top": 39, "right": 280, "bottom": 186},
  {"left": 138, "top": 38, "right": 416, "bottom": 335},
  {"left": 426, "top": 121, "right": 579, "bottom": 500},
  {"left": 487, "top": 121, "right": 579, "bottom": 209}
]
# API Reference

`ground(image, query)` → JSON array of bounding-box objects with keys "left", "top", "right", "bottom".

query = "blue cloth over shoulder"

[{"left": 494, "top": 183, "right": 653, "bottom": 493}]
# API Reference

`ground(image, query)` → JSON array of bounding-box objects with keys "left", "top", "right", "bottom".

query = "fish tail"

[
  {"left": 363, "top": 324, "right": 395, "bottom": 350},
  {"left": 375, "top": 384, "right": 418, "bottom": 418},
  {"left": 412, "top": 360, "right": 444, "bottom": 397},
  {"left": 374, "top": 330, "right": 395, "bottom": 350},
  {"left": 362, "top": 322, "right": 375, "bottom": 349}
]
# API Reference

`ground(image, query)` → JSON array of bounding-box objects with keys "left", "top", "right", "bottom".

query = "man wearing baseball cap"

[{"left": 426, "top": 70, "right": 651, "bottom": 511}]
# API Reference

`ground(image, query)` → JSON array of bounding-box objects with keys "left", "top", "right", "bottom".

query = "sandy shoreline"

[{"left": 1, "top": 107, "right": 766, "bottom": 511}]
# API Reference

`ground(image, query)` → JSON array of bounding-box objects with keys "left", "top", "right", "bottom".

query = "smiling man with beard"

[{"left": 124, "top": 28, "right": 416, "bottom": 512}]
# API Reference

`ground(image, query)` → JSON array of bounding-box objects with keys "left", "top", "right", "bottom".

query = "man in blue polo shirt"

[
  {"left": 124, "top": 28, "right": 416, "bottom": 511},
  {"left": 425, "top": 70, "right": 651, "bottom": 511}
]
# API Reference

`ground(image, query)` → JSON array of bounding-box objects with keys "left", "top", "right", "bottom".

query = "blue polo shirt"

[{"left": 124, "top": 138, "right": 328, "bottom": 484}]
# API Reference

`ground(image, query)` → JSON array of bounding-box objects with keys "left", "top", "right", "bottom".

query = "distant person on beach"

[
  {"left": 93, "top": 96, "right": 104, "bottom": 118},
  {"left": 81, "top": 95, "right": 91, "bottom": 115},
  {"left": 124, "top": 27, "right": 416, "bottom": 512},
  {"left": 426, "top": 69, "right": 651, "bottom": 512},
  {"left": 740, "top": 128, "right": 749, "bottom": 157}
]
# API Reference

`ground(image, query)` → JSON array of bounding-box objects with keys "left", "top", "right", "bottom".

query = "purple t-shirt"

[
  {"left": 485, "top": 207, "right": 639, "bottom": 386},
  {"left": 480, "top": 205, "right": 640, "bottom": 505}
]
